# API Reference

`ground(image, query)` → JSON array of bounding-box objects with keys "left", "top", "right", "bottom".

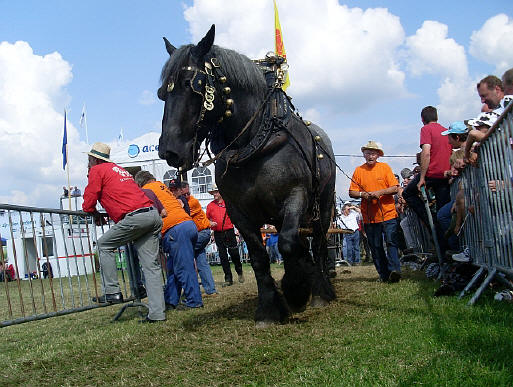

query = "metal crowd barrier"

[
  {"left": 0, "top": 204, "right": 144, "bottom": 327},
  {"left": 403, "top": 102, "right": 513, "bottom": 304},
  {"left": 456, "top": 101, "right": 513, "bottom": 304}
]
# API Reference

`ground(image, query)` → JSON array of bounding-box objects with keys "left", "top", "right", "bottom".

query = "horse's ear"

[
  {"left": 191, "top": 24, "right": 215, "bottom": 60},
  {"left": 163, "top": 37, "right": 176, "bottom": 56}
]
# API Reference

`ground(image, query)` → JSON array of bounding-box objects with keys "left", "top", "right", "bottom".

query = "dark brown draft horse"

[{"left": 158, "top": 25, "right": 336, "bottom": 325}]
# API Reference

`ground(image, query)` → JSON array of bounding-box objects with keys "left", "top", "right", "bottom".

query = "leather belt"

[{"left": 127, "top": 206, "right": 154, "bottom": 217}]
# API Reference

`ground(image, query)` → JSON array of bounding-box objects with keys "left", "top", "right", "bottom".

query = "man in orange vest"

[{"left": 134, "top": 171, "right": 202, "bottom": 310}]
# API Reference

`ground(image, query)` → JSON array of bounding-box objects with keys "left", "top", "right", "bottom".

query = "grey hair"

[{"left": 134, "top": 170, "right": 155, "bottom": 187}]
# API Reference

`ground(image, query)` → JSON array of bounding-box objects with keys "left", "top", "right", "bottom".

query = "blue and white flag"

[
  {"left": 79, "top": 105, "right": 86, "bottom": 127},
  {"left": 62, "top": 110, "right": 67, "bottom": 170}
]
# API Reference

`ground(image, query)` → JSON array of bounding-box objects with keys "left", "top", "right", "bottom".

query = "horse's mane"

[{"left": 160, "top": 45, "right": 267, "bottom": 98}]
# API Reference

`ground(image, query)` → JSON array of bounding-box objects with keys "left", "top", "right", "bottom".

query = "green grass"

[{"left": 1, "top": 264, "right": 512, "bottom": 386}]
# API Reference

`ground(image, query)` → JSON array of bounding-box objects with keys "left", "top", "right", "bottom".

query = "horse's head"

[{"left": 158, "top": 25, "right": 219, "bottom": 170}]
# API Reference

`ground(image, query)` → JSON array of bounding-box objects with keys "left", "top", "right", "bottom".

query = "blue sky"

[{"left": 0, "top": 0, "right": 512, "bottom": 206}]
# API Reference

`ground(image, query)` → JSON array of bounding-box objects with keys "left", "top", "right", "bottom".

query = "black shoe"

[
  {"left": 135, "top": 286, "right": 147, "bottom": 299},
  {"left": 388, "top": 271, "right": 401, "bottom": 283},
  {"left": 92, "top": 292, "right": 124, "bottom": 304},
  {"left": 174, "top": 304, "right": 203, "bottom": 311},
  {"left": 139, "top": 316, "right": 164, "bottom": 324},
  {"left": 165, "top": 303, "right": 176, "bottom": 311}
]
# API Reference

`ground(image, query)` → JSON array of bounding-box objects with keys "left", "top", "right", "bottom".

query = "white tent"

[{"left": 111, "top": 132, "right": 215, "bottom": 209}]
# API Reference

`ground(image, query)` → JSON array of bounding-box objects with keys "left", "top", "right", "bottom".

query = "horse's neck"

[{"left": 221, "top": 93, "right": 264, "bottom": 146}]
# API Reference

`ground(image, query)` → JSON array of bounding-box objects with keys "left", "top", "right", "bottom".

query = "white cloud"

[
  {"left": 184, "top": 0, "right": 407, "bottom": 112},
  {"left": 405, "top": 20, "right": 468, "bottom": 80},
  {"left": 469, "top": 14, "right": 513, "bottom": 74},
  {"left": 0, "top": 41, "right": 89, "bottom": 207},
  {"left": 138, "top": 90, "right": 157, "bottom": 106},
  {"left": 436, "top": 77, "right": 482, "bottom": 124}
]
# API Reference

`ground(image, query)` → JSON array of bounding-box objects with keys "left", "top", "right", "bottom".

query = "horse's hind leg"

[
  {"left": 280, "top": 188, "right": 314, "bottom": 313},
  {"left": 310, "top": 194, "right": 336, "bottom": 307}
]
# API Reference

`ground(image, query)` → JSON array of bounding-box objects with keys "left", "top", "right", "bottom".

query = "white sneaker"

[{"left": 452, "top": 247, "right": 470, "bottom": 263}]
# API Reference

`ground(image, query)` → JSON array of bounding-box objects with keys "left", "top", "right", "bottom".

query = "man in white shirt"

[{"left": 337, "top": 202, "right": 361, "bottom": 264}]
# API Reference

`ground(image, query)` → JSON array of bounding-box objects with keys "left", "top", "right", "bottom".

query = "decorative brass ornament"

[
  {"left": 204, "top": 101, "right": 214, "bottom": 111},
  {"left": 224, "top": 110, "right": 233, "bottom": 118},
  {"left": 205, "top": 93, "right": 215, "bottom": 103},
  {"left": 223, "top": 87, "right": 231, "bottom": 94},
  {"left": 304, "top": 120, "right": 311, "bottom": 126},
  {"left": 167, "top": 82, "right": 174, "bottom": 92},
  {"left": 219, "top": 76, "right": 227, "bottom": 83},
  {"left": 226, "top": 98, "right": 234, "bottom": 106},
  {"left": 314, "top": 135, "right": 321, "bottom": 141},
  {"left": 205, "top": 86, "right": 215, "bottom": 94},
  {"left": 317, "top": 154, "right": 324, "bottom": 159},
  {"left": 217, "top": 117, "right": 224, "bottom": 123}
]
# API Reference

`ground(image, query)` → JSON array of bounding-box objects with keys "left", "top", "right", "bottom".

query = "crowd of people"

[
  {"left": 81, "top": 142, "right": 249, "bottom": 322},
  {"left": 341, "top": 67, "right": 513, "bottom": 284}
]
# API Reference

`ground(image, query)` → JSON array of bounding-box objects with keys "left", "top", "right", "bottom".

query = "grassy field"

[{"left": 1, "top": 263, "right": 512, "bottom": 386}]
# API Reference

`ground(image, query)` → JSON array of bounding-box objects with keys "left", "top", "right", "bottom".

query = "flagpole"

[
  {"left": 63, "top": 109, "right": 73, "bottom": 225},
  {"left": 81, "top": 104, "right": 89, "bottom": 145}
]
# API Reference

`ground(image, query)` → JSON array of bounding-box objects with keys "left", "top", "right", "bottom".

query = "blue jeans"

[
  {"left": 364, "top": 218, "right": 401, "bottom": 281},
  {"left": 195, "top": 229, "right": 217, "bottom": 294},
  {"left": 162, "top": 220, "right": 202, "bottom": 307},
  {"left": 343, "top": 231, "right": 360, "bottom": 264},
  {"left": 437, "top": 200, "right": 459, "bottom": 251},
  {"left": 268, "top": 243, "right": 282, "bottom": 263}
]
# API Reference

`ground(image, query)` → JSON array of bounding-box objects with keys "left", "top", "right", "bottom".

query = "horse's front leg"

[
  {"left": 280, "top": 188, "right": 315, "bottom": 313},
  {"left": 236, "top": 222, "right": 289, "bottom": 326}
]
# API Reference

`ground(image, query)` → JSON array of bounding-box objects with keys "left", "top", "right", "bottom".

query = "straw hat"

[
  {"left": 208, "top": 183, "right": 219, "bottom": 194},
  {"left": 361, "top": 141, "right": 384, "bottom": 157},
  {"left": 87, "top": 142, "right": 111, "bottom": 162}
]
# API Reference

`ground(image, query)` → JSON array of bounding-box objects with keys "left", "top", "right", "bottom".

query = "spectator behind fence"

[
  {"left": 464, "top": 112, "right": 499, "bottom": 165},
  {"left": 436, "top": 122, "right": 469, "bottom": 252},
  {"left": 71, "top": 186, "right": 81, "bottom": 196},
  {"left": 477, "top": 75, "right": 509, "bottom": 115},
  {"left": 337, "top": 202, "right": 361, "bottom": 265},
  {"left": 82, "top": 142, "right": 165, "bottom": 323},
  {"left": 134, "top": 171, "right": 203, "bottom": 310},
  {"left": 502, "top": 68, "right": 513, "bottom": 96},
  {"left": 349, "top": 141, "right": 401, "bottom": 283},
  {"left": 181, "top": 182, "right": 218, "bottom": 296},
  {"left": 206, "top": 184, "right": 245, "bottom": 287},
  {"left": 403, "top": 106, "right": 451, "bottom": 254}
]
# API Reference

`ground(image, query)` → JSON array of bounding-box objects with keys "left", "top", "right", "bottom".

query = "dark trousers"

[
  {"left": 213, "top": 229, "right": 243, "bottom": 282},
  {"left": 364, "top": 218, "right": 401, "bottom": 281},
  {"left": 403, "top": 174, "right": 450, "bottom": 253}
]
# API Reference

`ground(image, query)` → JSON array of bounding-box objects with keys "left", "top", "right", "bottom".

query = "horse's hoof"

[
  {"left": 255, "top": 320, "right": 278, "bottom": 329},
  {"left": 310, "top": 296, "right": 329, "bottom": 308},
  {"left": 288, "top": 304, "right": 306, "bottom": 314}
]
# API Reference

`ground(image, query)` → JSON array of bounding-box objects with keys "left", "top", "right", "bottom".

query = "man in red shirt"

[
  {"left": 403, "top": 106, "right": 452, "bottom": 254},
  {"left": 403, "top": 106, "right": 452, "bottom": 222},
  {"left": 206, "top": 184, "right": 244, "bottom": 287},
  {"left": 82, "top": 143, "right": 165, "bottom": 322}
]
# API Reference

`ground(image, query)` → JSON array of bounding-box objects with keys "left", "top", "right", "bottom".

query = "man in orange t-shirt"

[
  {"left": 134, "top": 171, "right": 202, "bottom": 310},
  {"left": 349, "top": 141, "right": 401, "bottom": 283}
]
